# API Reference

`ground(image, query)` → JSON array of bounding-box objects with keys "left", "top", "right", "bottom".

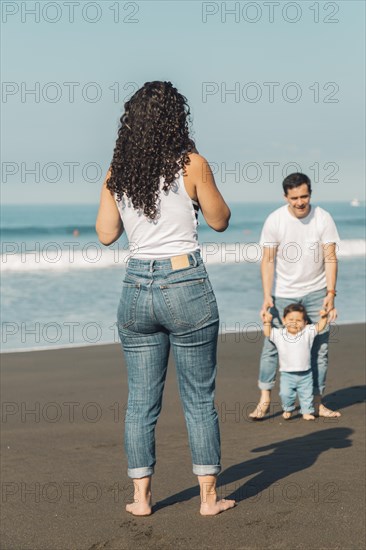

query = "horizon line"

[{"left": 2, "top": 199, "right": 364, "bottom": 207}]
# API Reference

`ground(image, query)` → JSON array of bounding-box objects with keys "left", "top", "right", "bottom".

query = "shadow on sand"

[
  {"left": 322, "top": 385, "right": 366, "bottom": 411},
  {"left": 154, "top": 426, "right": 353, "bottom": 511}
]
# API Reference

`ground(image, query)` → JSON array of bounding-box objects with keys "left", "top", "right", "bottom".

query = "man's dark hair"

[
  {"left": 282, "top": 173, "right": 312, "bottom": 196},
  {"left": 283, "top": 303, "right": 309, "bottom": 323}
]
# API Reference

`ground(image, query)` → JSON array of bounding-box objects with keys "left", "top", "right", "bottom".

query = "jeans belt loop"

[{"left": 189, "top": 252, "right": 198, "bottom": 267}]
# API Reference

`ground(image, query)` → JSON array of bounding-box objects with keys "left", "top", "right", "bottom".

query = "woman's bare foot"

[
  {"left": 126, "top": 476, "right": 153, "bottom": 516},
  {"left": 282, "top": 411, "right": 292, "bottom": 420},
  {"left": 249, "top": 390, "right": 271, "bottom": 419},
  {"left": 200, "top": 498, "right": 236, "bottom": 516},
  {"left": 198, "top": 474, "right": 235, "bottom": 516},
  {"left": 303, "top": 413, "right": 315, "bottom": 421},
  {"left": 126, "top": 497, "right": 152, "bottom": 516}
]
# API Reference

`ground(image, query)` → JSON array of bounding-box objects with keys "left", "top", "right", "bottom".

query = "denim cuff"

[
  {"left": 258, "top": 380, "right": 276, "bottom": 390},
  {"left": 282, "top": 405, "right": 296, "bottom": 412},
  {"left": 127, "top": 466, "right": 154, "bottom": 479},
  {"left": 193, "top": 464, "right": 221, "bottom": 476},
  {"left": 313, "top": 387, "right": 325, "bottom": 397},
  {"left": 300, "top": 408, "right": 315, "bottom": 415}
]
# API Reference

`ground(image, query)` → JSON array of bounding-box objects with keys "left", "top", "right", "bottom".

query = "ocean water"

[{"left": 1, "top": 202, "right": 365, "bottom": 352}]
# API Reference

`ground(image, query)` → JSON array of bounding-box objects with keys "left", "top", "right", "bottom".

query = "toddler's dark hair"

[{"left": 283, "top": 303, "right": 309, "bottom": 323}]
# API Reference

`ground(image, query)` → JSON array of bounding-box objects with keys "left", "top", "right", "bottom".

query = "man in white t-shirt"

[{"left": 249, "top": 172, "right": 341, "bottom": 419}]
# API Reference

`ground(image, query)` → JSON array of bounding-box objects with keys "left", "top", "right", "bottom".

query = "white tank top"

[{"left": 115, "top": 170, "right": 200, "bottom": 259}]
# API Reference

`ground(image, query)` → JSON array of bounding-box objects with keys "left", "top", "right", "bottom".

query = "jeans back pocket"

[
  {"left": 159, "top": 278, "right": 212, "bottom": 329},
  {"left": 117, "top": 282, "right": 141, "bottom": 329}
]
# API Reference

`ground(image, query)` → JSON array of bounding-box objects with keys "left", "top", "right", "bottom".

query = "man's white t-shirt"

[
  {"left": 269, "top": 325, "right": 317, "bottom": 372},
  {"left": 260, "top": 205, "right": 340, "bottom": 298}
]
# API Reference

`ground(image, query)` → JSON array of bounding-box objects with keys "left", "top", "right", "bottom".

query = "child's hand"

[{"left": 319, "top": 309, "right": 328, "bottom": 319}]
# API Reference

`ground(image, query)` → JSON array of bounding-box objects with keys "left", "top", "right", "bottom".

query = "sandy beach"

[{"left": 1, "top": 324, "right": 365, "bottom": 550}]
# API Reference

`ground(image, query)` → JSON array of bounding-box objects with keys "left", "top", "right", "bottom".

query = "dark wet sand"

[{"left": 1, "top": 324, "right": 365, "bottom": 549}]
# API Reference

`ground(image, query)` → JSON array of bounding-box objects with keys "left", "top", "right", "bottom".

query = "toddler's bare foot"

[
  {"left": 249, "top": 401, "right": 270, "bottom": 419},
  {"left": 303, "top": 413, "right": 315, "bottom": 421},
  {"left": 200, "top": 498, "right": 236, "bottom": 516},
  {"left": 282, "top": 411, "right": 292, "bottom": 420},
  {"left": 317, "top": 404, "right": 341, "bottom": 418},
  {"left": 126, "top": 495, "right": 152, "bottom": 516}
]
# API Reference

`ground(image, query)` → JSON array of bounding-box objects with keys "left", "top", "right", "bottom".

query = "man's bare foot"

[
  {"left": 317, "top": 404, "right": 341, "bottom": 418},
  {"left": 303, "top": 413, "right": 315, "bottom": 421},
  {"left": 200, "top": 498, "right": 236, "bottom": 516},
  {"left": 282, "top": 411, "right": 292, "bottom": 420},
  {"left": 249, "top": 390, "right": 271, "bottom": 419},
  {"left": 126, "top": 496, "right": 152, "bottom": 516},
  {"left": 249, "top": 401, "right": 270, "bottom": 419}
]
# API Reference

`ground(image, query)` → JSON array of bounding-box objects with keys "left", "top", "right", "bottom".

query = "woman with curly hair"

[{"left": 96, "top": 81, "right": 234, "bottom": 516}]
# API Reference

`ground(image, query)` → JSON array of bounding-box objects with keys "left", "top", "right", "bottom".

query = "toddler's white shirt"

[{"left": 269, "top": 324, "right": 317, "bottom": 372}]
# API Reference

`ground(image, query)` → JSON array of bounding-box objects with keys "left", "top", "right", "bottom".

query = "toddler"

[{"left": 263, "top": 303, "right": 328, "bottom": 420}]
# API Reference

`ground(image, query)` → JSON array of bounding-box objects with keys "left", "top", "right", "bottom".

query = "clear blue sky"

[{"left": 1, "top": 0, "right": 365, "bottom": 204}]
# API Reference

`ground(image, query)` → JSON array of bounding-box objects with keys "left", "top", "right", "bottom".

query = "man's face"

[{"left": 285, "top": 184, "right": 311, "bottom": 218}]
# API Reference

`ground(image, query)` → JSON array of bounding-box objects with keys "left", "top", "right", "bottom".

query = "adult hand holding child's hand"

[
  {"left": 322, "top": 294, "right": 338, "bottom": 322},
  {"left": 260, "top": 297, "right": 274, "bottom": 321},
  {"left": 263, "top": 310, "right": 273, "bottom": 324}
]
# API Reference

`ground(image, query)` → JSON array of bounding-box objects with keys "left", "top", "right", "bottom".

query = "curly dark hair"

[{"left": 106, "top": 81, "right": 196, "bottom": 220}]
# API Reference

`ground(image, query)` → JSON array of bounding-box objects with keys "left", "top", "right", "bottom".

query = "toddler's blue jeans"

[{"left": 280, "top": 370, "right": 315, "bottom": 415}]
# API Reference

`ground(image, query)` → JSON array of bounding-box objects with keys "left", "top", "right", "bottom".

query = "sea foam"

[{"left": 1, "top": 240, "right": 365, "bottom": 273}]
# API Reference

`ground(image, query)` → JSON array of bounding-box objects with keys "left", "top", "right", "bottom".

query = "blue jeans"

[
  {"left": 258, "top": 288, "right": 329, "bottom": 396},
  {"left": 280, "top": 370, "right": 314, "bottom": 415},
  {"left": 117, "top": 251, "right": 221, "bottom": 479}
]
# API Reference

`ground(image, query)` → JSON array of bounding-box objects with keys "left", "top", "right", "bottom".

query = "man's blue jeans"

[
  {"left": 117, "top": 251, "right": 221, "bottom": 479},
  {"left": 258, "top": 288, "right": 329, "bottom": 396}
]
